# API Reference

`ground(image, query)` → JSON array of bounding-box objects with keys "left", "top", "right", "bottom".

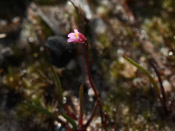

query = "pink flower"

[{"left": 67, "top": 29, "right": 87, "bottom": 44}]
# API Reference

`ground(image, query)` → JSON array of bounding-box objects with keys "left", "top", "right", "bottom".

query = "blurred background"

[{"left": 0, "top": 0, "right": 175, "bottom": 130}]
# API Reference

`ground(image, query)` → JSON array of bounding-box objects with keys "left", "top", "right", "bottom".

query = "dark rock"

[{"left": 46, "top": 36, "right": 76, "bottom": 68}]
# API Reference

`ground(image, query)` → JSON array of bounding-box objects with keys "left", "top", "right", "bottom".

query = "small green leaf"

[
  {"left": 123, "top": 55, "right": 159, "bottom": 95},
  {"left": 24, "top": 103, "right": 77, "bottom": 130},
  {"left": 24, "top": 103, "right": 58, "bottom": 120},
  {"left": 60, "top": 112, "right": 77, "bottom": 130},
  {"left": 51, "top": 66, "right": 63, "bottom": 104}
]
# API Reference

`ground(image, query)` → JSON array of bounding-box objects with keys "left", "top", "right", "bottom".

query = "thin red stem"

[
  {"left": 85, "top": 42, "right": 105, "bottom": 129},
  {"left": 149, "top": 60, "right": 168, "bottom": 114},
  {"left": 85, "top": 44, "right": 99, "bottom": 97},
  {"left": 84, "top": 99, "right": 100, "bottom": 128}
]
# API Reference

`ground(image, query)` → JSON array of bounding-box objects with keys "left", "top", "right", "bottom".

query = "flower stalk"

[
  {"left": 67, "top": 29, "right": 105, "bottom": 129},
  {"left": 84, "top": 41, "right": 105, "bottom": 127}
]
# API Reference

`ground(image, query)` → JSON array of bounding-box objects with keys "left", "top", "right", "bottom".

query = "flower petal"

[
  {"left": 67, "top": 38, "right": 74, "bottom": 43},
  {"left": 74, "top": 29, "right": 79, "bottom": 33},
  {"left": 68, "top": 33, "right": 75, "bottom": 38}
]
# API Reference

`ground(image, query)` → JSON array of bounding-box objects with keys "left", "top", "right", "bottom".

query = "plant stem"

[
  {"left": 149, "top": 60, "right": 168, "bottom": 114},
  {"left": 79, "top": 85, "right": 84, "bottom": 128},
  {"left": 84, "top": 99, "right": 100, "bottom": 128},
  {"left": 85, "top": 42, "right": 105, "bottom": 128}
]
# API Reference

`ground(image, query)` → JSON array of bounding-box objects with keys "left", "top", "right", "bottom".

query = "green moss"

[{"left": 98, "top": 33, "right": 111, "bottom": 49}]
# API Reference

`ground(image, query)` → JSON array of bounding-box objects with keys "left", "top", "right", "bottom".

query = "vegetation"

[{"left": 0, "top": 0, "right": 175, "bottom": 130}]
